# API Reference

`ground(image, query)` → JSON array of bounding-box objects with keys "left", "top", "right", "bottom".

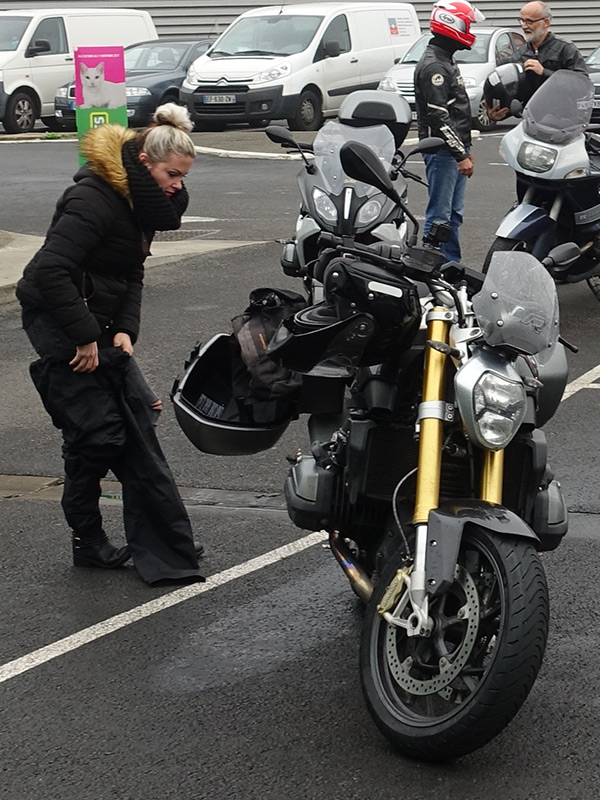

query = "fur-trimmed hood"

[{"left": 79, "top": 124, "right": 137, "bottom": 200}]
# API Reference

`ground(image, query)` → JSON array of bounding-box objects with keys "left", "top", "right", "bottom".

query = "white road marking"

[
  {"left": 0, "top": 531, "right": 327, "bottom": 685},
  {"left": 562, "top": 363, "right": 600, "bottom": 401}
]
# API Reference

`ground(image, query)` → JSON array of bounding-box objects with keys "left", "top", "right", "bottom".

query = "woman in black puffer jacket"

[{"left": 16, "top": 104, "right": 204, "bottom": 586}]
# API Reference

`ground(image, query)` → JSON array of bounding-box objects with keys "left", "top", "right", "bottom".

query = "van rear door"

[{"left": 21, "top": 16, "right": 74, "bottom": 116}]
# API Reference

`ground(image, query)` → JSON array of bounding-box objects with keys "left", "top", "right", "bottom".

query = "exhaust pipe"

[{"left": 329, "top": 530, "right": 373, "bottom": 603}]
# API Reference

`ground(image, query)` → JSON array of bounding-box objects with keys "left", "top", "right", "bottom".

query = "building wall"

[{"left": 0, "top": 1, "right": 597, "bottom": 55}]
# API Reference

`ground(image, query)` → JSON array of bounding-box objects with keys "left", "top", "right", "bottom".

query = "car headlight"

[
  {"left": 126, "top": 87, "right": 151, "bottom": 97},
  {"left": 378, "top": 76, "right": 397, "bottom": 92},
  {"left": 56, "top": 86, "right": 69, "bottom": 98},
  {"left": 313, "top": 188, "right": 337, "bottom": 223},
  {"left": 462, "top": 76, "right": 478, "bottom": 89},
  {"left": 185, "top": 63, "right": 200, "bottom": 86},
  {"left": 253, "top": 62, "right": 291, "bottom": 84},
  {"left": 517, "top": 142, "right": 557, "bottom": 173},
  {"left": 455, "top": 350, "right": 526, "bottom": 450},
  {"left": 357, "top": 198, "right": 382, "bottom": 226}
]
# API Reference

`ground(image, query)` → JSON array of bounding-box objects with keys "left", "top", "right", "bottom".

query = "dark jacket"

[
  {"left": 414, "top": 39, "right": 472, "bottom": 162},
  {"left": 16, "top": 125, "right": 187, "bottom": 347},
  {"left": 512, "top": 32, "right": 588, "bottom": 105}
]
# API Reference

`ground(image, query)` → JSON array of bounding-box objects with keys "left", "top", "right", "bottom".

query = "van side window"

[
  {"left": 29, "top": 17, "right": 68, "bottom": 55},
  {"left": 315, "top": 15, "right": 351, "bottom": 62}
]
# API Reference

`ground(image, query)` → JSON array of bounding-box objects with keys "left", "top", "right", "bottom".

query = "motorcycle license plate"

[{"left": 202, "top": 94, "right": 236, "bottom": 104}]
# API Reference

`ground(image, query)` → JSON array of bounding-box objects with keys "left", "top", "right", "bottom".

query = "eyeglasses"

[{"left": 518, "top": 17, "right": 548, "bottom": 25}]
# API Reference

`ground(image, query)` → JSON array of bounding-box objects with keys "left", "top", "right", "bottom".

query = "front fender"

[
  {"left": 426, "top": 500, "right": 538, "bottom": 596},
  {"left": 496, "top": 203, "right": 555, "bottom": 241}
]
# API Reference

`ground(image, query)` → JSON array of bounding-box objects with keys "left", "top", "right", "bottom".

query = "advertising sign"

[{"left": 74, "top": 47, "right": 127, "bottom": 161}]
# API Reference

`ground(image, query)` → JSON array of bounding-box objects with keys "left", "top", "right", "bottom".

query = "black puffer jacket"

[
  {"left": 414, "top": 38, "right": 472, "bottom": 162},
  {"left": 16, "top": 124, "right": 188, "bottom": 346}
]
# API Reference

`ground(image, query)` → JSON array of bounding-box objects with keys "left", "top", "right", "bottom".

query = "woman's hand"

[
  {"left": 70, "top": 342, "right": 99, "bottom": 373},
  {"left": 113, "top": 332, "right": 134, "bottom": 355}
]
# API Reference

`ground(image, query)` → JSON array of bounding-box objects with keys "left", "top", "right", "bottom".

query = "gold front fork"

[
  {"left": 480, "top": 449, "right": 504, "bottom": 504},
  {"left": 413, "top": 311, "right": 451, "bottom": 525}
]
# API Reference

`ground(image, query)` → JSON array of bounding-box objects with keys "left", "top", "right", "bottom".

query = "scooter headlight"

[
  {"left": 455, "top": 351, "right": 527, "bottom": 450},
  {"left": 313, "top": 188, "right": 338, "bottom": 223},
  {"left": 517, "top": 142, "right": 557, "bottom": 173},
  {"left": 356, "top": 199, "right": 382, "bottom": 226}
]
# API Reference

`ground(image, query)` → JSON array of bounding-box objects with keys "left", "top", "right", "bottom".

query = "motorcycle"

[
  {"left": 171, "top": 139, "right": 574, "bottom": 761},
  {"left": 483, "top": 67, "right": 600, "bottom": 300},
  {"left": 264, "top": 89, "right": 442, "bottom": 289}
]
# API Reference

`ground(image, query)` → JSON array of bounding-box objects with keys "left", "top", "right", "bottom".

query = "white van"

[
  {"left": 180, "top": 2, "right": 420, "bottom": 131},
  {"left": 0, "top": 7, "right": 157, "bottom": 132}
]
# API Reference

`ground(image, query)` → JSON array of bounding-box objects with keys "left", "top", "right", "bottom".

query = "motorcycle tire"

[
  {"left": 586, "top": 276, "right": 600, "bottom": 303},
  {"left": 482, "top": 236, "right": 528, "bottom": 274},
  {"left": 359, "top": 526, "right": 549, "bottom": 762}
]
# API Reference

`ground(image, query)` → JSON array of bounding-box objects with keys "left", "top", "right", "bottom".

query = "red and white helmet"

[{"left": 430, "top": 0, "right": 485, "bottom": 48}]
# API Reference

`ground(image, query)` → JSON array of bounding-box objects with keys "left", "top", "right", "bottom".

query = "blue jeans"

[{"left": 423, "top": 149, "right": 468, "bottom": 262}]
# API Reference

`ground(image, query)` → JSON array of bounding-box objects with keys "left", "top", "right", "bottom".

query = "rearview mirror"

[{"left": 339, "top": 140, "right": 401, "bottom": 204}]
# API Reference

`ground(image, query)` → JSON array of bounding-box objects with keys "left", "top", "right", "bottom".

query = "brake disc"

[{"left": 384, "top": 564, "right": 480, "bottom": 696}]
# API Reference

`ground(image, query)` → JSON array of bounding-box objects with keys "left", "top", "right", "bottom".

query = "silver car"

[{"left": 377, "top": 26, "right": 525, "bottom": 132}]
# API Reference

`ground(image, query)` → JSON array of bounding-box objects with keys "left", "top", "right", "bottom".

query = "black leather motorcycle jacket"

[
  {"left": 512, "top": 32, "right": 588, "bottom": 105},
  {"left": 414, "top": 40, "right": 471, "bottom": 162}
]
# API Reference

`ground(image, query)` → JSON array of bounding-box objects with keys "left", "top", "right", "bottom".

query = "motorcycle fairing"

[
  {"left": 495, "top": 203, "right": 554, "bottom": 241},
  {"left": 425, "top": 500, "right": 539, "bottom": 597}
]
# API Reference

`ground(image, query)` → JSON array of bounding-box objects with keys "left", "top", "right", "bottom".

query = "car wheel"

[
  {"left": 287, "top": 90, "right": 323, "bottom": 132},
  {"left": 3, "top": 91, "right": 37, "bottom": 133},
  {"left": 472, "top": 99, "right": 497, "bottom": 132}
]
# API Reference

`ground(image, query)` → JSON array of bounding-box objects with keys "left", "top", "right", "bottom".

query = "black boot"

[{"left": 72, "top": 533, "right": 130, "bottom": 569}]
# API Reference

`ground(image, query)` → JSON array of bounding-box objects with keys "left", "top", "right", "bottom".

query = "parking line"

[
  {"left": 0, "top": 531, "right": 327, "bottom": 685},
  {"left": 562, "top": 364, "right": 600, "bottom": 401}
]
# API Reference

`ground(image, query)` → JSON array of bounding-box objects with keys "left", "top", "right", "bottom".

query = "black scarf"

[{"left": 121, "top": 138, "right": 189, "bottom": 233}]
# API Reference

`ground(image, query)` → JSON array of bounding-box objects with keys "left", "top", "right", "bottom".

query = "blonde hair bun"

[{"left": 153, "top": 102, "right": 194, "bottom": 133}]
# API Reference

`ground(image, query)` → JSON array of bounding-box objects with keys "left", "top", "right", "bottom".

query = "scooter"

[
  {"left": 483, "top": 67, "right": 600, "bottom": 301},
  {"left": 264, "top": 89, "right": 442, "bottom": 291}
]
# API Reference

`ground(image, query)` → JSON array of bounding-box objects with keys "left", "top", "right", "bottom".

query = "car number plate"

[
  {"left": 202, "top": 94, "right": 236, "bottom": 104},
  {"left": 594, "top": 99, "right": 600, "bottom": 108},
  {"left": 411, "top": 110, "right": 417, "bottom": 121},
  {"left": 69, "top": 100, "right": 76, "bottom": 110}
]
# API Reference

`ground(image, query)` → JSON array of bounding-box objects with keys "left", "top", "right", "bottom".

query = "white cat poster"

[{"left": 74, "top": 46, "right": 127, "bottom": 139}]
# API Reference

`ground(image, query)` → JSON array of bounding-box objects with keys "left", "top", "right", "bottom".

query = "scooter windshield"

[
  {"left": 523, "top": 69, "right": 594, "bottom": 145},
  {"left": 472, "top": 251, "right": 559, "bottom": 356},
  {"left": 312, "top": 121, "right": 396, "bottom": 197}
]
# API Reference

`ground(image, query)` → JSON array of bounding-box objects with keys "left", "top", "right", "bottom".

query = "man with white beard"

[{"left": 487, "top": 1, "right": 586, "bottom": 119}]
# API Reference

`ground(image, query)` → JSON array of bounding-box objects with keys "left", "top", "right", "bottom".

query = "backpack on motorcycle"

[{"left": 229, "top": 287, "right": 307, "bottom": 424}]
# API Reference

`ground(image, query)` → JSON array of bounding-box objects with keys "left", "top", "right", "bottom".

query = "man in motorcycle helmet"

[
  {"left": 486, "top": 2, "right": 587, "bottom": 121},
  {"left": 414, "top": 0, "right": 485, "bottom": 262}
]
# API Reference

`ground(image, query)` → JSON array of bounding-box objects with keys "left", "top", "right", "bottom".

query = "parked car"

[
  {"left": 53, "top": 37, "right": 214, "bottom": 130},
  {"left": 377, "top": 26, "right": 525, "bottom": 132},
  {"left": 585, "top": 45, "right": 600, "bottom": 124}
]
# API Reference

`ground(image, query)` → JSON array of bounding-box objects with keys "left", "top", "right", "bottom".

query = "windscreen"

[
  {"left": 210, "top": 15, "right": 323, "bottom": 57},
  {"left": 312, "top": 121, "right": 396, "bottom": 197},
  {"left": 125, "top": 42, "right": 190, "bottom": 70},
  {"left": 523, "top": 69, "right": 594, "bottom": 145},
  {"left": 0, "top": 16, "right": 30, "bottom": 51},
  {"left": 472, "top": 251, "right": 559, "bottom": 356}
]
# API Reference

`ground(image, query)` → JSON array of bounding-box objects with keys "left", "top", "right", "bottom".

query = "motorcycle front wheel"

[
  {"left": 482, "top": 236, "right": 528, "bottom": 273},
  {"left": 360, "top": 526, "right": 549, "bottom": 762}
]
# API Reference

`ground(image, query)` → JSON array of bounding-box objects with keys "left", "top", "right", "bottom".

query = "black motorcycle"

[{"left": 172, "top": 140, "right": 574, "bottom": 761}]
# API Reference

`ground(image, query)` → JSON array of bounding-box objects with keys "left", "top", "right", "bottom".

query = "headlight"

[
  {"left": 313, "top": 188, "right": 337, "bottom": 223},
  {"left": 357, "top": 199, "right": 383, "bottom": 226},
  {"left": 253, "top": 62, "right": 291, "bottom": 84},
  {"left": 185, "top": 63, "right": 200, "bottom": 85},
  {"left": 56, "top": 86, "right": 69, "bottom": 98},
  {"left": 455, "top": 350, "right": 526, "bottom": 450},
  {"left": 378, "top": 76, "right": 397, "bottom": 92},
  {"left": 517, "top": 142, "right": 557, "bottom": 173},
  {"left": 462, "top": 76, "right": 478, "bottom": 89},
  {"left": 126, "top": 87, "right": 151, "bottom": 97}
]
